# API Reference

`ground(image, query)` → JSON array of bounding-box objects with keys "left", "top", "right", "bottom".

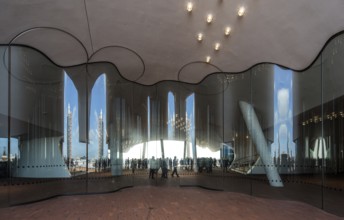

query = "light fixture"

[
  {"left": 214, "top": 42, "right": 220, "bottom": 51},
  {"left": 225, "top": 26, "right": 231, "bottom": 36},
  {"left": 206, "top": 14, "right": 213, "bottom": 23},
  {"left": 197, "top": 33, "right": 203, "bottom": 41},
  {"left": 206, "top": 56, "right": 211, "bottom": 63},
  {"left": 187, "top": 2, "right": 193, "bottom": 12},
  {"left": 238, "top": 6, "right": 245, "bottom": 17}
]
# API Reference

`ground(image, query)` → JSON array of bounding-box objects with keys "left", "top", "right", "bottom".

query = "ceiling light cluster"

[
  {"left": 185, "top": 2, "right": 246, "bottom": 64},
  {"left": 214, "top": 43, "right": 220, "bottom": 51},
  {"left": 187, "top": 2, "right": 193, "bottom": 12},
  {"left": 238, "top": 6, "right": 246, "bottom": 17},
  {"left": 206, "top": 14, "right": 213, "bottom": 23},
  {"left": 197, "top": 33, "right": 203, "bottom": 41},
  {"left": 225, "top": 27, "right": 231, "bottom": 36}
]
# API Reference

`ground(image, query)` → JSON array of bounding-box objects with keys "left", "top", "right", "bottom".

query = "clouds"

[
  {"left": 277, "top": 88, "right": 289, "bottom": 119},
  {"left": 103, "top": 74, "right": 106, "bottom": 97},
  {"left": 273, "top": 66, "right": 295, "bottom": 157},
  {"left": 89, "top": 129, "right": 97, "bottom": 142},
  {"left": 94, "top": 110, "right": 98, "bottom": 122},
  {"left": 72, "top": 105, "right": 77, "bottom": 120},
  {"left": 278, "top": 123, "right": 288, "bottom": 141}
]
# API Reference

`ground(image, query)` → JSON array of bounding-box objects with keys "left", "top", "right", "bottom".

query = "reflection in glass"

[
  {"left": 167, "top": 92, "right": 175, "bottom": 140},
  {"left": 89, "top": 74, "right": 108, "bottom": 173},
  {"left": 186, "top": 93, "right": 197, "bottom": 171},
  {"left": 1, "top": 30, "right": 344, "bottom": 216},
  {"left": 63, "top": 72, "right": 83, "bottom": 176},
  {"left": 10, "top": 47, "right": 68, "bottom": 178},
  {"left": 272, "top": 66, "right": 295, "bottom": 173}
]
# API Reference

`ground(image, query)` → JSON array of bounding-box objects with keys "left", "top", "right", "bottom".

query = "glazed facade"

[{"left": 0, "top": 33, "right": 344, "bottom": 216}]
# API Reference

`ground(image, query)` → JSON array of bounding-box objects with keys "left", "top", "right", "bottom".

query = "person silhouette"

[
  {"left": 171, "top": 156, "right": 179, "bottom": 177},
  {"left": 149, "top": 156, "right": 157, "bottom": 179}
]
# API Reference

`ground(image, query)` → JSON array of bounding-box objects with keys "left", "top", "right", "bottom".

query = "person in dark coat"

[{"left": 171, "top": 156, "right": 179, "bottom": 177}]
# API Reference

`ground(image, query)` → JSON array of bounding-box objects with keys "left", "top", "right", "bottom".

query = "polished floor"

[
  {"left": 0, "top": 184, "right": 342, "bottom": 220},
  {"left": 1, "top": 169, "right": 344, "bottom": 218}
]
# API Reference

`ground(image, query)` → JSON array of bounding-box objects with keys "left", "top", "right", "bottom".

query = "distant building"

[{"left": 67, "top": 103, "right": 72, "bottom": 168}]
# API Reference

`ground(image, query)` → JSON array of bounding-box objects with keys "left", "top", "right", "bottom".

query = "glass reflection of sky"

[
  {"left": 63, "top": 72, "right": 80, "bottom": 158},
  {"left": 186, "top": 93, "right": 195, "bottom": 157},
  {"left": 63, "top": 72, "right": 107, "bottom": 159},
  {"left": 272, "top": 65, "right": 295, "bottom": 158},
  {"left": 0, "top": 138, "right": 18, "bottom": 158},
  {"left": 186, "top": 93, "right": 194, "bottom": 143},
  {"left": 89, "top": 74, "right": 107, "bottom": 159},
  {"left": 167, "top": 92, "right": 175, "bottom": 139}
]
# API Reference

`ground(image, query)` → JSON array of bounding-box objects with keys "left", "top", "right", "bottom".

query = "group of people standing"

[
  {"left": 149, "top": 156, "right": 179, "bottom": 179},
  {"left": 125, "top": 158, "right": 148, "bottom": 173}
]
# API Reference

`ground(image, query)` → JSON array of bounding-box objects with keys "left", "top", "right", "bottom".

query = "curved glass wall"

[
  {"left": 0, "top": 46, "right": 9, "bottom": 208},
  {"left": 1, "top": 32, "right": 344, "bottom": 216}
]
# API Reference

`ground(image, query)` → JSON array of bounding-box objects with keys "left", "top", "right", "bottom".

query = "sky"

[
  {"left": 167, "top": 92, "right": 175, "bottom": 139},
  {"left": 271, "top": 65, "right": 295, "bottom": 158}
]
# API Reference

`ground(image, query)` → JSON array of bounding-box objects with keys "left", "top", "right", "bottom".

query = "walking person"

[
  {"left": 149, "top": 156, "right": 157, "bottom": 179},
  {"left": 171, "top": 156, "right": 179, "bottom": 177},
  {"left": 161, "top": 158, "right": 168, "bottom": 179}
]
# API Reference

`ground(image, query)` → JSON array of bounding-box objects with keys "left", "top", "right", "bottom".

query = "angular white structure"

[{"left": 239, "top": 101, "right": 283, "bottom": 187}]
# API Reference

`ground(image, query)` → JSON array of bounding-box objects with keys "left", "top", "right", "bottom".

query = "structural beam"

[{"left": 239, "top": 101, "right": 283, "bottom": 187}]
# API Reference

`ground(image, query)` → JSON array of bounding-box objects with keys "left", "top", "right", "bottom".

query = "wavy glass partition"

[{"left": 0, "top": 33, "right": 344, "bottom": 217}]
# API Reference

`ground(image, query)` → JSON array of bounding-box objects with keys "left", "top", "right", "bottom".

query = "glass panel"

[
  {"left": 322, "top": 34, "right": 344, "bottom": 217},
  {"left": 62, "top": 65, "right": 88, "bottom": 195},
  {"left": 250, "top": 64, "right": 286, "bottom": 197},
  {"left": 0, "top": 46, "right": 9, "bottom": 207},
  {"left": 285, "top": 57, "right": 323, "bottom": 208},
  {"left": 155, "top": 81, "right": 183, "bottom": 186},
  {"left": 177, "top": 74, "right": 224, "bottom": 190},
  {"left": 9, "top": 46, "right": 75, "bottom": 205},
  {"left": 128, "top": 84, "right": 160, "bottom": 186},
  {"left": 223, "top": 70, "right": 252, "bottom": 194},
  {"left": 2, "top": 32, "right": 344, "bottom": 217},
  {"left": 176, "top": 82, "right": 196, "bottom": 187},
  {"left": 87, "top": 64, "right": 133, "bottom": 192},
  {"left": 87, "top": 72, "right": 110, "bottom": 192}
]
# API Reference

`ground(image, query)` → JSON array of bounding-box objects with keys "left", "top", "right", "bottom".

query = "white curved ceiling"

[{"left": 1, "top": 0, "right": 344, "bottom": 85}]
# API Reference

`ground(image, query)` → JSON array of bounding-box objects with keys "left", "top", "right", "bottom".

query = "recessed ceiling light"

[
  {"left": 206, "top": 56, "right": 211, "bottom": 63},
  {"left": 197, "top": 33, "right": 203, "bottom": 41},
  {"left": 214, "top": 42, "right": 220, "bottom": 51},
  {"left": 187, "top": 2, "right": 193, "bottom": 12},
  {"left": 238, "top": 6, "right": 245, "bottom": 17},
  {"left": 225, "top": 27, "right": 231, "bottom": 36},
  {"left": 206, "top": 14, "right": 213, "bottom": 23}
]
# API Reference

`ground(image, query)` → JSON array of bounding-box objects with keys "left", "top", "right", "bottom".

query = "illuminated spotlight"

[
  {"left": 206, "top": 56, "right": 211, "bottom": 63},
  {"left": 214, "top": 42, "right": 220, "bottom": 51},
  {"left": 225, "top": 26, "right": 231, "bottom": 36},
  {"left": 206, "top": 14, "right": 213, "bottom": 23},
  {"left": 187, "top": 2, "right": 193, "bottom": 12},
  {"left": 238, "top": 6, "right": 245, "bottom": 17},
  {"left": 197, "top": 33, "right": 203, "bottom": 41}
]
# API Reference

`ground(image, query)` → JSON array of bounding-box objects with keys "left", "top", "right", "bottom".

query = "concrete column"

[
  {"left": 142, "top": 142, "right": 146, "bottom": 159},
  {"left": 110, "top": 98, "right": 123, "bottom": 176},
  {"left": 160, "top": 139, "right": 165, "bottom": 159},
  {"left": 192, "top": 131, "right": 198, "bottom": 173},
  {"left": 15, "top": 137, "right": 70, "bottom": 178},
  {"left": 183, "top": 140, "right": 187, "bottom": 159}
]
